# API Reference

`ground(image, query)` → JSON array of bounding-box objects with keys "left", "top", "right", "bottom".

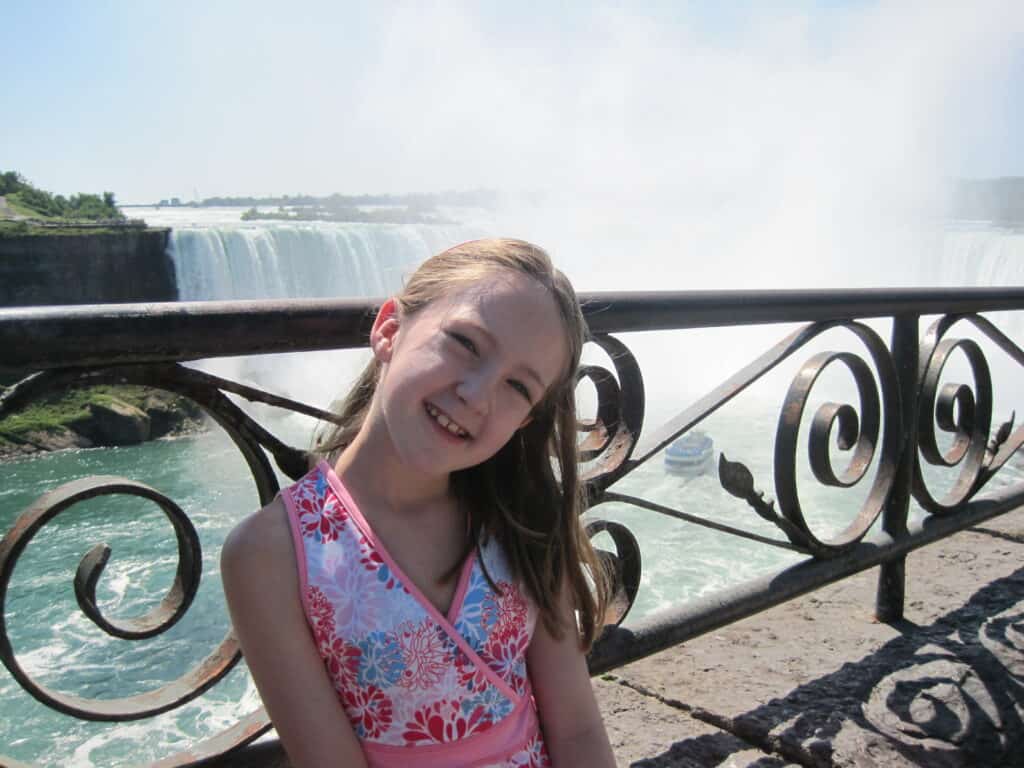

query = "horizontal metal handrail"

[
  {"left": 589, "top": 482, "right": 1024, "bottom": 673},
  {"left": 3, "top": 287, "right": 1024, "bottom": 369}
]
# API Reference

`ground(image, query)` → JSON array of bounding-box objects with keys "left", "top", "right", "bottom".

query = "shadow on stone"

[
  {"left": 970, "top": 525, "right": 1024, "bottom": 546},
  {"left": 636, "top": 567, "right": 1024, "bottom": 767},
  {"left": 632, "top": 730, "right": 795, "bottom": 767}
]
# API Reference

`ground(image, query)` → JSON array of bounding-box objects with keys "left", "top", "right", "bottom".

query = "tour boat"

[{"left": 664, "top": 430, "right": 715, "bottom": 476}]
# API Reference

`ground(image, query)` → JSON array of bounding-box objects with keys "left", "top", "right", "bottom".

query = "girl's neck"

[{"left": 333, "top": 417, "right": 452, "bottom": 513}]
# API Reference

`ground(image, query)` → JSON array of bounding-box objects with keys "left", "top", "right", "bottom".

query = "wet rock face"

[
  {"left": 71, "top": 399, "right": 151, "bottom": 445},
  {"left": 14, "top": 427, "right": 93, "bottom": 454},
  {"left": 142, "top": 392, "right": 203, "bottom": 439},
  {"left": 0, "top": 389, "right": 205, "bottom": 459},
  {"left": 67, "top": 392, "right": 205, "bottom": 448}
]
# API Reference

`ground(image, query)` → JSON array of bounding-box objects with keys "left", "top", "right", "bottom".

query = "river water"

[{"left": 2, "top": 209, "right": 1023, "bottom": 765}]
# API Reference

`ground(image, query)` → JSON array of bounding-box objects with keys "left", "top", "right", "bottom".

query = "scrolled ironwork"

[
  {"left": 613, "top": 320, "right": 900, "bottom": 557},
  {"left": 0, "top": 361, "right": 324, "bottom": 762},
  {"left": 772, "top": 323, "right": 901, "bottom": 556},
  {"left": 585, "top": 519, "right": 642, "bottom": 627},
  {"left": 577, "top": 334, "right": 645, "bottom": 490},
  {"left": 0, "top": 476, "right": 243, "bottom": 722},
  {"left": 576, "top": 363, "right": 620, "bottom": 461},
  {"left": 717, "top": 454, "right": 811, "bottom": 550},
  {"left": 912, "top": 315, "right": 1024, "bottom": 515},
  {"left": 69, "top": 479, "right": 201, "bottom": 641}
]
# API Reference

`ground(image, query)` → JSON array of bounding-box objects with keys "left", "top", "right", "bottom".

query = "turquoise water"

[{"left": 0, "top": 431, "right": 266, "bottom": 766}]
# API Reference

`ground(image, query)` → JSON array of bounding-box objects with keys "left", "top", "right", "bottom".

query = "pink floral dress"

[{"left": 282, "top": 460, "right": 551, "bottom": 768}]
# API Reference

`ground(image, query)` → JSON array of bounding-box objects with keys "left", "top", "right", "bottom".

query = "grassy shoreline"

[{"left": 0, "top": 384, "right": 206, "bottom": 460}]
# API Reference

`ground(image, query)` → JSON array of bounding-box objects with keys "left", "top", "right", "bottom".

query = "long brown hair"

[{"left": 315, "top": 238, "right": 610, "bottom": 650}]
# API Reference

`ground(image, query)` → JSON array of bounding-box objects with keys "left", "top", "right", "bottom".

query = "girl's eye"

[
  {"left": 449, "top": 332, "right": 477, "bottom": 355},
  {"left": 508, "top": 379, "right": 532, "bottom": 403}
]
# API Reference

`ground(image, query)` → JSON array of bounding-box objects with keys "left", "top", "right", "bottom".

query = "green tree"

[
  {"left": 1, "top": 171, "right": 125, "bottom": 220},
  {"left": 0, "top": 171, "right": 26, "bottom": 195}
]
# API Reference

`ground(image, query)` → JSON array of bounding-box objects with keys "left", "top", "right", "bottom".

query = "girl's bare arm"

[
  {"left": 527, "top": 590, "right": 616, "bottom": 768},
  {"left": 221, "top": 498, "right": 368, "bottom": 768}
]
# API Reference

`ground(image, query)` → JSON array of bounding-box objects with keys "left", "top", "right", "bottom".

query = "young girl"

[{"left": 222, "top": 239, "right": 615, "bottom": 768}]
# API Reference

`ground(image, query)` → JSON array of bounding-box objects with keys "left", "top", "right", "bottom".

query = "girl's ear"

[{"left": 370, "top": 298, "right": 401, "bottom": 363}]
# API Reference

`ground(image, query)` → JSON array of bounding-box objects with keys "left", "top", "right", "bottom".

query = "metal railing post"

[{"left": 876, "top": 314, "right": 918, "bottom": 622}]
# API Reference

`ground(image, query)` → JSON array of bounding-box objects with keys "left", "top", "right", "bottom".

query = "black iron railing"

[{"left": 2, "top": 287, "right": 1023, "bottom": 767}]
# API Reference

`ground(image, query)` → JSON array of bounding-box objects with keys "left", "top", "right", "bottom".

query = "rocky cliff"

[
  {"left": 0, "top": 229, "right": 176, "bottom": 306},
  {"left": 0, "top": 386, "right": 206, "bottom": 460}
]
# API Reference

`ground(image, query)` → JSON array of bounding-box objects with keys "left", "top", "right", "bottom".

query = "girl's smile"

[{"left": 424, "top": 402, "right": 470, "bottom": 439}]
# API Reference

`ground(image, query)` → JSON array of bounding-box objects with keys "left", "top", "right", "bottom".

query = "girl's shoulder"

[
  {"left": 224, "top": 459, "right": 327, "bottom": 568},
  {"left": 221, "top": 495, "right": 294, "bottom": 581}
]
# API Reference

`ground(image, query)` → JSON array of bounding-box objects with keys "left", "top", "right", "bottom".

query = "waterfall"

[
  {"left": 928, "top": 224, "right": 1024, "bottom": 288},
  {"left": 159, "top": 217, "right": 489, "bottom": 407},
  {"left": 168, "top": 222, "right": 488, "bottom": 301},
  {"left": 916, "top": 224, "right": 1024, "bottom": 340}
]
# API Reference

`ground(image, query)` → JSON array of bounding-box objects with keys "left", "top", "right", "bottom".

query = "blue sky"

[{"left": 2, "top": 1, "right": 1022, "bottom": 204}]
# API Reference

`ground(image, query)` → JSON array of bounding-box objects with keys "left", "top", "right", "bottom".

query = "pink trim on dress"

[
  {"left": 361, "top": 696, "right": 539, "bottom": 768},
  {"left": 280, "top": 488, "right": 313, "bottom": 617},
  {"left": 447, "top": 546, "right": 476, "bottom": 625}
]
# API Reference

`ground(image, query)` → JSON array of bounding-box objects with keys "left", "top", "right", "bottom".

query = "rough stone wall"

[{"left": 0, "top": 229, "right": 176, "bottom": 306}]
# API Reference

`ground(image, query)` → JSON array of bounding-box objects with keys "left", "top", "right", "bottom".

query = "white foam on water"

[{"left": 18, "top": 639, "right": 73, "bottom": 679}]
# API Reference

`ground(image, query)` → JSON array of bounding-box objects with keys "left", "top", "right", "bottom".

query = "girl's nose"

[{"left": 455, "top": 369, "right": 493, "bottom": 414}]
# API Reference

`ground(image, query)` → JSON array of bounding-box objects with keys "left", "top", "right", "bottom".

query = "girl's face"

[{"left": 369, "top": 270, "right": 569, "bottom": 480}]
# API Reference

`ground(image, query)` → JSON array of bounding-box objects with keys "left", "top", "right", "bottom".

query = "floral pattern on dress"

[
  {"left": 506, "top": 732, "right": 551, "bottom": 767},
  {"left": 397, "top": 619, "right": 453, "bottom": 691},
  {"left": 453, "top": 643, "right": 490, "bottom": 693},
  {"left": 483, "top": 581, "right": 529, "bottom": 639},
  {"left": 402, "top": 699, "right": 493, "bottom": 744},
  {"left": 357, "top": 539, "right": 406, "bottom": 590},
  {"left": 287, "top": 464, "right": 544, "bottom": 765},
  {"left": 481, "top": 628, "right": 530, "bottom": 694},
  {"left": 294, "top": 472, "right": 349, "bottom": 543},
  {"left": 347, "top": 684, "right": 394, "bottom": 739},
  {"left": 357, "top": 630, "right": 404, "bottom": 687},
  {"left": 305, "top": 585, "right": 335, "bottom": 646},
  {"left": 319, "top": 634, "right": 362, "bottom": 694},
  {"left": 453, "top": 566, "right": 490, "bottom": 651},
  {"left": 477, "top": 580, "right": 532, "bottom": 695},
  {"left": 321, "top": 555, "right": 382, "bottom": 637},
  {"left": 463, "top": 684, "right": 515, "bottom": 722}
]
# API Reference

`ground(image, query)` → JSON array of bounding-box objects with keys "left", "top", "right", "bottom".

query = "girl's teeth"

[{"left": 426, "top": 404, "right": 467, "bottom": 437}]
